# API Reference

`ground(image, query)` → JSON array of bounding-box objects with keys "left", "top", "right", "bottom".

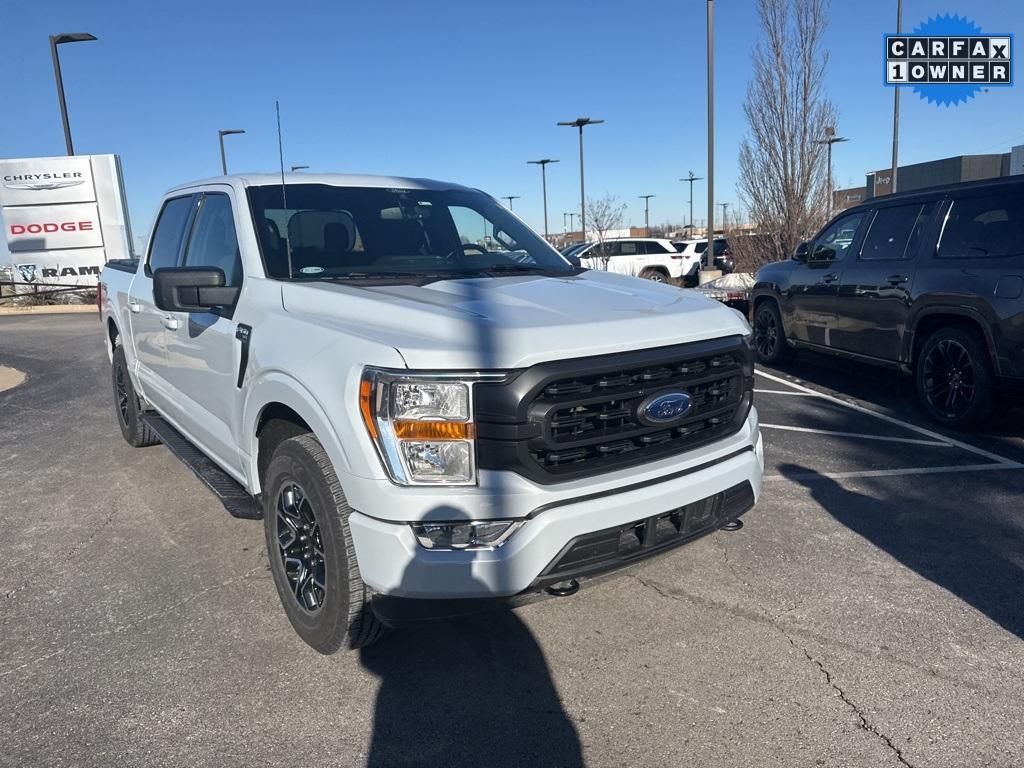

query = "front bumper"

[{"left": 347, "top": 414, "right": 764, "bottom": 601}]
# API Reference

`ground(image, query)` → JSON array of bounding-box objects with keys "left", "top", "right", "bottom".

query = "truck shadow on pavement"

[
  {"left": 360, "top": 608, "right": 584, "bottom": 768},
  {"left": 778, "top": 463, "right": 1024, "bottom": 641}
]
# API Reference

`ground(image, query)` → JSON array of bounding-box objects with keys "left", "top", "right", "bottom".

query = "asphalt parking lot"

[{"left": 2, "top": 313, "right": 1024, "bottom": 768}]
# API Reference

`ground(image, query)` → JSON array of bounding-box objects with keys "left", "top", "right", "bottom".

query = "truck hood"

[{"left": 280, "top": 270, "right": 750, "bottom": 369}]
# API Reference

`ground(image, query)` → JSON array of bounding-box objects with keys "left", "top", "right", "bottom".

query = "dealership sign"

[
  {"left": 885, "top": 15, "right": 1014, "bottom": 106},
  {"left": 0, "top": 154, "right": 133, "bottom": 287}
]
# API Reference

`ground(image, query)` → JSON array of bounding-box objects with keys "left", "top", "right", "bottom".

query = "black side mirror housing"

[
  {"left": 792, "top": 241, "right": 810, "bottom": 262},
  {"left": 153, "top": 267, "right": 239, "bottom": 313}
]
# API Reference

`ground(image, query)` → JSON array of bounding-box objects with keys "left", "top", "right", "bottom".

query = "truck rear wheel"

[
  {"left": 111, "top": 345, "right": 160, "bottom": 447},
  {"left": 263, "top": 434, "right": 386, "bottom": 653}
]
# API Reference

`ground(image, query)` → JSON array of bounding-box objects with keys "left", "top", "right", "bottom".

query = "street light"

[
  {"left": 290, "top": 165, "right": 309, "bottom": 172},
  {"left": 502, "top": 195, "right": 520, "bottom": 211},
  {"left": 218, "top": 129, "right": 246, "bottom": 175},
  {"left": 814, "top": 127, "right": 849, "bottom": 215},
  {"left": 680, "top": 171, "right": 703, "bottom": 236},
  {"left": 719, "top": 202, "right": 729, "bottom": 232},
  {"left": 638, "top": 195, "right": 655, "bottom": 237},
  {"left": 49, "top": 32, "right": 97, "bottom": 156},
  {"left": 565, "top": 212, "right": 577, "bottom": 235},
  {"left": 557, "top": 117, "right": 604, "bottom": 241},
  {"left": 527, "top": 158, "right": 559, "bottom": 238},
  {"left": 706, "top": 0, "right": 715, "bottom": 268}
]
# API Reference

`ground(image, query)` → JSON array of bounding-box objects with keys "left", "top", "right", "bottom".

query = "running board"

[{"left": 141, "top": 413, "right": 263, "bottom": 520}]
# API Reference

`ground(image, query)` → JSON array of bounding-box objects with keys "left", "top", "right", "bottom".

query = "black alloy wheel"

[
  {"left": 752, "top": 302, "right": 792, "bottom": 364},
  {"left": 110, "top": 345, "right": 160, "bottom": 447},
  {"left": 275, "top": 483, "right": 326, "bottom": 612},
  {"left": 916, "top": 327, "right": 992, "bottom": 429}
]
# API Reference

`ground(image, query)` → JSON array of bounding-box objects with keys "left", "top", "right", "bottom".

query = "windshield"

[{"left": 247, "top": 184, "right": 575, "bottom": 281}]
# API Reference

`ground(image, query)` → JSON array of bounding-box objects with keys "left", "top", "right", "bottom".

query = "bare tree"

[
  {"left": 585, "top": 194, "right": 627, "bottom": 270},
  {"left": 738, "top": 0, "right": 835, "bottom": 267}
]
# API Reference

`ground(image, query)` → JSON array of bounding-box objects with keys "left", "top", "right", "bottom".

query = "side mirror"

[
  {"left": 153, "top": 267, "right": 239, "bottom": 313},
  {"left": 792, "top": 241, "right": 810, "bottom": 262}
]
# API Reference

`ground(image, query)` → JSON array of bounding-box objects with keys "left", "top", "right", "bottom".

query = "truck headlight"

[
  {"left": 411, "top": 519, "right": 523, "bottom": 550},
  {"left": 360, "top": 369, "right": 500, "bottom": 486}
]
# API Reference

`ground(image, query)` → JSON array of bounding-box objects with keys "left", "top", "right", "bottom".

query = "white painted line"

[
  {"left": 755, "top": 368, "right": 1023, "bottom": 467},
  {"left": 754, "top": 389, "right": 819, "bottom": 397},
  {"left": 764, "top": 463, "right": 1015, "bottom": 482},
  {"left": 760, "top": 423, "right": 953, "bottom": 447}
]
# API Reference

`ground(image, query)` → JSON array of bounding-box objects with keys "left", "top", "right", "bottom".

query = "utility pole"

[
  {"left": 705, "top": 0, "right": 715, "bottom": 269},
  {"left": 527, "top": 158, "right": 559, "bottom": 238},
  {"left": 502, "top": 195, "right": 520, "bottom": 211},
  {"left": 558, "top": 117, "right": 604, "bottom": 241},
  {"left": 638, "top": 195, "right": 655, "bottom": 236},
  {"left": 680, "top": 171, "right": 703, "bottom": 236},
  {"left": 891, "top": 0, "right": 903, "bottom": 194},
  {"left": 815, "top": 127, "right": 849, "bottom": 216}
]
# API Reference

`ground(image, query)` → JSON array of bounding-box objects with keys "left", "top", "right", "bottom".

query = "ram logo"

[{"left": 16, "top": 264, "right": 38, "bottom": 283}]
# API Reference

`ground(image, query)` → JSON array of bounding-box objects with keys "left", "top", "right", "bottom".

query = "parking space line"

[
  {"left": 760, "top": 423, "right": 953, "bottom": 447},
  {"left": 754, "top": 389, "right": 819, "bottom": 396},
  {"left": 764, "top": 463, "right": 1016, "bottom": 482},
  {"left": 755, "top": 368, "right": 1023, "bottom": 468}
]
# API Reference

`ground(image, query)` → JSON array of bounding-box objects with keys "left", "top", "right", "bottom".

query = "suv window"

[
  {"left": 713, "top": 239, "right": 730, "bottom": 255},
  {"left": 618, "top": 241, "right": 638, "bottom": 256},
  {"left": 642, "top": 241, "right": 670, "bottom": 254},
  {"left": 859, "top": 202, "right": 935, "bottom": 261},
  {"left": 184, "top": 194, "right": 242, "bottom": 286},
  {"left": 694, "top": 241, "right": 708, "bottom": 254},
  {"left": 939, "top": 191, "right": 1024, "bottom": 259},
  {"left": 811, "top": 212, "right": 866, "bottom": 262},
  {"left": 147, "top": 195, "right": 195, "bottom": 273}
]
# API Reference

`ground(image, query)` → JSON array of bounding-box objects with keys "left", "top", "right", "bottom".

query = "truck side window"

[
  {"left": 184, "top": 194, "right": 242, "bottom": 287},
  {"left": 859, "top": 202, "right": 934, "bottom": 261},
  {"left": 147, "top": 195, "right": 195, "bottom": 273},
  {"left": 939, "top": 192, "right": 1024, "bottom": 259}
]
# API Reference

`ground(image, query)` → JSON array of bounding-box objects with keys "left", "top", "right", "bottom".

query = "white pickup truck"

[{"left": 99, "top": 174, "right": 763, "bottom": 653}]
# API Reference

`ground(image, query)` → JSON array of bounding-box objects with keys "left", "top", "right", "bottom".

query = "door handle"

[
  {"left": 886, "top": 274, "right": 909, "bottom": 285},
  {"left": 821, "top": 273, "right": 839, "bottom": 284},
  {"left": 161, "top": 315, "right": 180, "bottom": 331},
  {"left": 128, "top": 298, "right": 142, "bottom": 313}
]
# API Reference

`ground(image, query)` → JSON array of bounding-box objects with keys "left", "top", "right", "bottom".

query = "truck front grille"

[{"left": 475, "top": 336, "right": 753, "bottom": 484}]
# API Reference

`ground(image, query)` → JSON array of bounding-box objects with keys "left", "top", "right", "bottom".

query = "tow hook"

[
  {"left": 722, "top": 518, "right": 744, "bottom": 531},
  {"left": 545, "top": 578, "right": 580, "bottom": 597}
]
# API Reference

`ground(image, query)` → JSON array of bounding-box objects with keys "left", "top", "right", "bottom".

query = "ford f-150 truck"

[{"left": 99, "top": 174, "right": 763, "bottom": 653}]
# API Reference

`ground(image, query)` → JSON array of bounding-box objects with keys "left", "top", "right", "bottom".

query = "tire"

[
  {"left": 639, "top": 267, "right": 668, "bottom": 283},
  {"left": 915, "top": 326, "right": 992, "bottom": 429},
  {"left": 752, "top": 300, "right": 793, "bottom": 364},
  {"left": 111, "top": 345, "right": 160, "bottom": 447},
  {"left": 263, "top": 433, "right": 386, "bottom": 653}
]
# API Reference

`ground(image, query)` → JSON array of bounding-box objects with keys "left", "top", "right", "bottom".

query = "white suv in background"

[{"left": 576, "top": 238, "right": 702, "bottom": 285}]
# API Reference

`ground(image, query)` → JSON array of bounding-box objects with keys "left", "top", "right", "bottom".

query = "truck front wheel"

[
  {"left": 263, "top": 434, "right": 386, "bottom": 653},
  {"left": 111, "top": 345, "right": 160, "bottom": 447}
]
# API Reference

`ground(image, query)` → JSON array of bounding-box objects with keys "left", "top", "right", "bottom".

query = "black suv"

[{"left": 751, "top": 176, "right": 1024, "bottom": 428}]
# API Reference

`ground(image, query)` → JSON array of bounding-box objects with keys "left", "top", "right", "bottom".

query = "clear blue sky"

[{"left": 1, "top": 0, "right": 1021, "bottom": 248}]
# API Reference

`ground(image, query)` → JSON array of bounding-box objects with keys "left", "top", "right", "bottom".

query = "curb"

[{"left": 0, "top": 304, "right": 96, "bottom": 316}]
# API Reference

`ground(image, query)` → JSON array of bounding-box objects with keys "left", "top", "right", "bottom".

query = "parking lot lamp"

[
  {"left": 49, "top": 32, "right": 97, "bottom": 156},
  {"left": 706, "top": 0, "right": 715, "bottom": 268},
  {"left": 815, "top": 127, "right": 849, "bottom": 216},
  {"left": 528, "top": 159, "right": 559, "bottom": 238},
  {"left": 680, "top": 171, "right": 703, "bottom": 236},
  {"left": 502, "top": 195, "right": 520, "bottom": 211},
  {"left": 639, "top": 195, "right": 655, "bottom": 237},
  {"left": 290, "top": 165, "right": 309, "bottom": 172},
  {"left": 218, "top": 129, "right": 246, "bottom": 175},
  {"left": 558, "top": 117, "right": 604, "bottom": 241}
]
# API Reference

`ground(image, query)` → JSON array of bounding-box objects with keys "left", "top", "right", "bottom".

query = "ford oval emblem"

[{"left": 638, "top": 391, "right": 693, "bottom": 426}]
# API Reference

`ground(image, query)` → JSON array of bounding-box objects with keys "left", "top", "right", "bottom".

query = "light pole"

[
  {"left": 49, "top": 32, "right": 97, "bottom": 156},
  {"left": 558, "top": 117, "right": 604, "bottom": 241},
  {"left": 527, "top": 158, "right": 559, "bottom": 238},
  {"left": 502, "top": 195, "right": 520, "bottom": 211},
  {"left": 638, "top": 195, "right": 655, "bottom": 236},
  {"left": 705, "top": 0, "right": 715, "bottom": 268},
  {"left": 815, "top": 127, "right": 849, "bottom": 216},
  {"left": 565, "top": 212, "right": 577, "bottom": 235},
  {"left": 892, "top": 0, "right": 902, "bottom": 194},
  {"left": 719, "top": 202, "right": 729, "bottom": 233},
  {"left": 290, "top": 165, "right": 309, "bottom": 172},
  {"left": 218, "top": 129, "right": 246, "bottom": 175},
  {"left": 680, "top": 171, "right": 703, "bottom": 237}
]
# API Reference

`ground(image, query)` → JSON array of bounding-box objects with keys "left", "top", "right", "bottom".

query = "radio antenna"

[{"left": 276, "top": 100, "right": 294, "bottom": 279}]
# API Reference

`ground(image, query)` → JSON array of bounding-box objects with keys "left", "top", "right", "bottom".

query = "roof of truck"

[{"left": 166, "top": 173, "right": 477, "bottom": 194}]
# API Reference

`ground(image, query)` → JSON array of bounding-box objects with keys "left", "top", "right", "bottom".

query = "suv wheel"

[
  {"left": 916, "top": 327, "right": 992, "bottom": 429},
  {"left": 263, "top": 433, "right": 386, "bottom": 653},
  {"left": 752, "top": 301, "right": 793, "bottom": 364},
  {"left": 111, "top": 345, "right": 160, "bottom": 447},
  {"left": 639, "top": 267, "right": 667, "bottom": 283}
]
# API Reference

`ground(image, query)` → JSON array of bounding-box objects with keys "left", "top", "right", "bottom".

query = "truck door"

[
  {"left": 831, "top": 201, "right": 936, "bottom": 360},
  {"left": 129, "top": 194, "right": 197, "bottom": 410},
  {"left": 160, "top": 190, "right": 246, "bottom": 475},
  {"left": 782, "top": 210, "right": 868, "bottom": 347}
]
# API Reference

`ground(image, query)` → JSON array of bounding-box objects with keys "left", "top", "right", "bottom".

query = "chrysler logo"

[
  {"left": 3, "top": 179, "right": 85, "bottom": 191},
  {"left": 637, "top": 390, "right": 693, "bottom": 426}
]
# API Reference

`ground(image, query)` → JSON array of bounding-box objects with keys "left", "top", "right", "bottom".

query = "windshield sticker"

[{"left": 299, "top": 266, "right": 325, "bottom": 274}]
